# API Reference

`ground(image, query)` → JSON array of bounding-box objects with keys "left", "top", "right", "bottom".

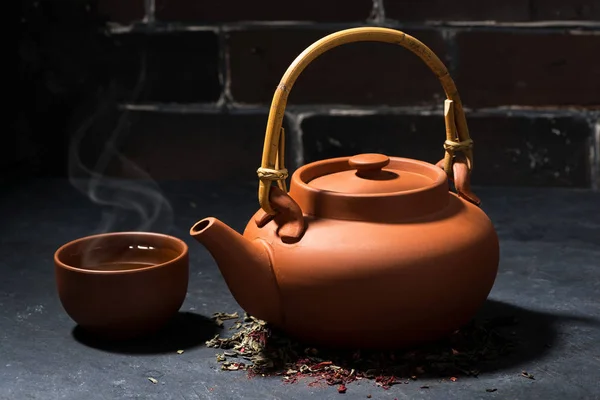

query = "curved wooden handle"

[{"left": 257, "top": 27, "right": 474, "bottom": 215}]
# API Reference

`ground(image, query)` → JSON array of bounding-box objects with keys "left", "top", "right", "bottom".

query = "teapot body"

[
  {"left": 243, "top": 190, "right": 499, "bottom": 348},
  {"left": 193, "top": 26, "right": 502, "bottom": 349}
]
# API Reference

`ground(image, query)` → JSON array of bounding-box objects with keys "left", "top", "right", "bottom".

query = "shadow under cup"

[{"left": 54, "top": 232, "right": 189, "bottom": 340}]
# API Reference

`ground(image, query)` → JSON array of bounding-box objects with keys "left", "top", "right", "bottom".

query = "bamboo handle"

[{"left": 257, "top": 27, "right": 474, "bottom": 215}]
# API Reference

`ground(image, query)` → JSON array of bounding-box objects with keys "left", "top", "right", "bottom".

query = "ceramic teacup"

[{"left": 54, "top": 232, "right": 188, "bottom": 340}]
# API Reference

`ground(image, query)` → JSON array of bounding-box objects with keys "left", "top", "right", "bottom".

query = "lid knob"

[{"left": 349, "top": 153, "right": 390, "bottom": 177}]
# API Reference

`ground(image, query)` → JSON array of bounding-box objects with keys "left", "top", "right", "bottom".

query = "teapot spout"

[{"left": 190, "top": 218, "right": 283, "bottom": 325}]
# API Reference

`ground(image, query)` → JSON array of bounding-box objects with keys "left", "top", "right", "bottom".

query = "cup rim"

[{"left": 54, "top": 231, "right": 189, "bottom": 275}]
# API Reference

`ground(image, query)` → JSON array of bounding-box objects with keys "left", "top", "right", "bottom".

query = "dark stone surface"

[
  {"left": 384, "top": 0, "right": 530, "bottom": 22},
  {"left": 1, "top": 178, "right": 599, "bottom": 399},
  {"left": 227, "top": 28, "right": 448, "bottom": 105},
  {"left": 301, "top": 113, "right": 592, "bottom": 187},
  {"left": 455, "top": 30, "right": 600, "bottom": 108},
  {"left": 155, "top": 0, "right": 373, "bottom": 22}
]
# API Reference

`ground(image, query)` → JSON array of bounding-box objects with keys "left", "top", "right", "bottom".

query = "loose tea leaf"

[
  {"left": 222, "top": 361, "right": 246, "bottom": 371},
  {"left": 212, "top": 312, "right": 240, "bottom": 328},
  {"left": 212, "top": 312, "right": 239, "bottom": 320},
  {"left": 521, "top": 371, "right": 535, "bottom": 380},
  {"left": 231, "top": 322, "right": 243, "bottom": 330},
  {"left": 205, "top": 312, "right": 519, "bottom": 394}
]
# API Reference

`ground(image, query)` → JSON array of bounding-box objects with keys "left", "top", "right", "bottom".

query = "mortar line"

[
  {"left": 216, "top": 26, "right": 229, "bottom": 108},
  {"left": 107, "top": 19, "right": 600, "bottom": 35},
  {"left": 592, "top": 121, "right": 600, "bottom": 190},
  {"left": 144, "top": 0, "right": 155, "bottom": 24},
  {"left": 119, "top": 102, "right": 599, "bottom": 118}
]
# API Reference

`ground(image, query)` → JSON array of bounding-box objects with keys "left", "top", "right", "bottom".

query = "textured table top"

[{"left": 1, "top": 179, "right": 599, "bottom": 400}]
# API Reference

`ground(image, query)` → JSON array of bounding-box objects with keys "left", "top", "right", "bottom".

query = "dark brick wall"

[
  {"left": 385, "top": 1, "right": 531, "bottom": 22},
  {"left": 302, "top": 113, "right": 592, "bottom": 187},
  {"left": 77, "top": 110, "right": 292, "bottom": 182},
  {"left": 227, "top": 28, "right": 448, "bottom": 105},
  {"left": 113, "top": 31, "right": 221, "bottom": 103},
  {"left": 455, "top": 31, "right": 600, "bottom": 107},
  {"left": 13, "top": 0, "right": 600, "bottom": 189},
  {"left": 154, "top": 0, "right": 373, "bottom": 22}
]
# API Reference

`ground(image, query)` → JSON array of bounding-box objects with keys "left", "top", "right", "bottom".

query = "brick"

[
  {"left": 469, "top": 115, "right": 591, "bottom": 187},
  {"left": 302, "top": 114, "right": 443, "bottom": 165},
  {"left": 100, "top": 35, "right": 145, "bottom": 100},
  {"left": 97, "top": 0, "right": 145, "bottom": 24},
  {"left": 384, "top": 0, "right": 530, "bottom": 22},
  {"left": 301, "top": 113, "right": 591, "bottom": 187},
  {"left": 155, "top": 0, "right": 372, "bottom": 22},
  {"left": 228, "top": 28, "right": 449, "bottom": 106},
  {"left": 384, "top": 0, "right": 600, "bottom": 22},
  {"left": 531, "top": 0, "right": 600, "bottom": 20},
  {"left": 110, "top": 32, "right": 221, "bottom": 103},
  {"left": 455, "top": 31, "right": 600, "bottom": 108},
  {"left": 77, "top": 111, "right": 292, "bottom": 181}
]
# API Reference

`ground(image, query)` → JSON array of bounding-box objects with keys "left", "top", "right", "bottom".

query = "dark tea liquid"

[
  {"left": 77, "top": 245, "right": 181, "bottom": 271},
  {"left": 83, "top": 262, "right": 156, "bottom": 271}
]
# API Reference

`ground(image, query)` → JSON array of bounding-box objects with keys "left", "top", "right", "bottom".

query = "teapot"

[{"left": 190, "top": 27, "right": 499, "bottom": 348}]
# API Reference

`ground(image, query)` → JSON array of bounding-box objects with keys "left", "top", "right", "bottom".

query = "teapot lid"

[
  {"left": 288, "top": 153, "right": 451, "bottom": 222},
  {"left": 307, "top": 154, "right": 435, "bottom": 194}
]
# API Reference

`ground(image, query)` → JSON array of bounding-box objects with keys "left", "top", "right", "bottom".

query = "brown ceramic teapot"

[{"left": 190, "top": 27, "right": 499, "bottom": 348}]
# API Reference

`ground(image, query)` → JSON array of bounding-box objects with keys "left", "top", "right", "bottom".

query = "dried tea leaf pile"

[{"left": 206, "top": 312, "right": 519, "bottom": 391}]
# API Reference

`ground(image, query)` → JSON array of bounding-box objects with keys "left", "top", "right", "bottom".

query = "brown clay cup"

[{"left": 54, "top": 232, "right": 189, "bottom": 340}]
